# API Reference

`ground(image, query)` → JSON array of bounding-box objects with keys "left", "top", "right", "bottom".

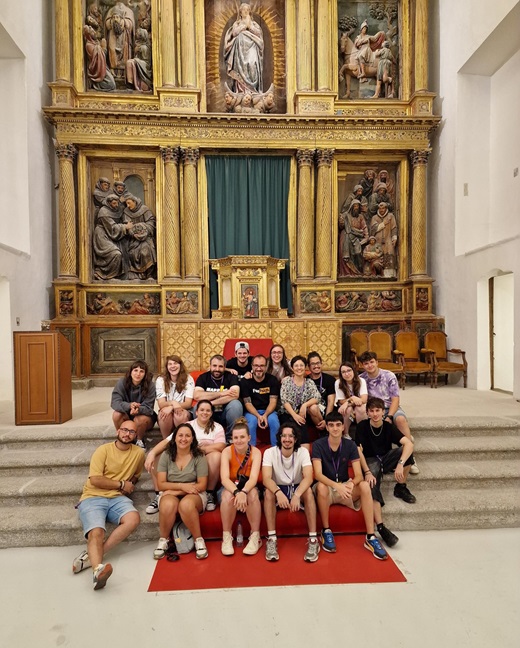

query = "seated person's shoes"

[
  {"left": 378, "top": 524, "right": 399, "bottom": 547},
  {"left": 394, "top": 483, "right": 416, "bottom": 504}
]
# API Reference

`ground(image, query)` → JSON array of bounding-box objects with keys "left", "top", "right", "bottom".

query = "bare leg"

[
  {"left": 394, "top": 414, "right": 412, "bottom": 440},
  {"left": 204, "top": 452, "right": 221, "bottom": 490},
  {"left": 158, "top": 412, "right": 174, "bottom": 439},
  {"left": 308, "top": 404, "right": 323, "bottom": 428},
  {"left": 133, "top": 414, "right": 154, "bottom": 442},
  {"left": 220, "top": 491, "right": 237, "bottom": 533},
  {"left": 178, "top": 495, "right": 203, "bottom": 539},
  {"left": 245, "top": 488, "right": 261, "bottom": 533},
  {"left": 102, "top": 510, "right": 140, "bottom": 554},
  {"left": 112, "top": 411, "right": 129, "bottom": 431},
  {"left": 302, "top": 488, "right": 317, "bottom": 534},
  {"left": 158, "top": 493, "right": 180, "bottom": 538},
  {"left": 315, "top": 483, "right": 331, "bottom": 528},
  {"left": 86, "top": 527, "right": 105, "bottom": 569},
  {"left": 263, "top": 488, "right": 277, "bottom": 531},
  {"left": 352, "top": 481, "right": 375, "bottom": 534}
]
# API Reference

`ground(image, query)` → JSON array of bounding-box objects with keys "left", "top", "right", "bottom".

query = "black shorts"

[{"left": 366, "top": 447, "right": 414, "bottom": 507}]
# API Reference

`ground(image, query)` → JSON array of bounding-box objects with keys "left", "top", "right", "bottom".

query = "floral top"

[{"left": 279, "top": 377, "right": 321, "bottom": 415}]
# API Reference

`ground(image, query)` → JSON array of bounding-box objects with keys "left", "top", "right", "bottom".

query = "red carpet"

[{"left": 148, "top": 535, "right": 406, "bottom": 592}]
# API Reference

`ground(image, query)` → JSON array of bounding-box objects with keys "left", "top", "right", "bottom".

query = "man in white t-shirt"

[{"left": 262, "top": 421, "right": 320, "bottom": 563}]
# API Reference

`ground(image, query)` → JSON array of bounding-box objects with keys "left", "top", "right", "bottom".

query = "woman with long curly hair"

[
  {"left": 156, "top": 355, "right": 194, "bottom": 438},
  {"left": 111, "top": 360, "right": 156, "bottom": 448},
  {"left": 335, "top": 362, "right": 368, "bottom": 436},
  {"left": 154, "top": 424, "right": 209, "bottom": 561},
  {"left": 267, "top": 344, "right": 292, "bottom": 382}
]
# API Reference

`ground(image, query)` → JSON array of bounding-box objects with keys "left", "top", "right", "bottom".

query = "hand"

[
  {"left": 335, "top": 481, "right": 353, "bottom": 500},
  {"left": 299, "top": 404, "right": 307, "bottom": 417},
  {"left": 144, "top": 453, "right": 156, "bottom": 473},
  {"left": 338, "top": 403, "right": 349, "bottom": 416},
  {"left": 130, "top": 402, "right": 140, "bottom": 415},
  {"left": 315, "top": 419, "right": 326, "bottom": 430},
  {"left": 228, "top": 369, "right": 238, "bottom": 375},
  {"left": 394, "top": 464, "right": 405, "bottom": 483},
  {"left": 183, "top": 484, "right": 200, "bottom": 495},
  {"left": 234, "top": 491, "right": 247, "bottom": 512},
  {"left": 243, "top": 372, "right": 252, "bottom": 380},
  {"left": 292, "top": 413, "right": 306, "bottom": 426},
  {"left": 121, "top": 480, "right": 134, "bottom": 495},
  {"left": 158, "top": 406, "right": 173, "bottom": 420},
  {"left": 258, "top": 415, "right": 267, "bottom": 428},
  {"left": 289, "top": 494, "right": 301, "bottom": 512},
  {"left": 365, "top": 471, "right": 376, "bottom": 487},
  {"left": 351, "top": 396, "right": 362, "bottom": 406},
  {"left": 275, "top": 490, "right": 290, "bottom": 509}
]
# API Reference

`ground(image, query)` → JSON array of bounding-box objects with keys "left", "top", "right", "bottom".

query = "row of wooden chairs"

[{"left": 349, "top": 328, "right": 468, "bottom": 389}]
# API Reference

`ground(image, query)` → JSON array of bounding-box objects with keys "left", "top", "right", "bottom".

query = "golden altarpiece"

[{"left": 45, "top": 0, "right": 440, "bottom": 377}]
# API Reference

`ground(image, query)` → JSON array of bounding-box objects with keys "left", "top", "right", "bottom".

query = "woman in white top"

[
  {"left": 189, "top": 400, "right": 226, "bottom": 512},
  {"left": 156, "top": 355, "right": 195, "bottom": 438},
  {"left": 335, "top": 362, "right": 368, "bottom": 436}
]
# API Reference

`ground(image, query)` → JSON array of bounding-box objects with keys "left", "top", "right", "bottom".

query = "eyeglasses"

[
  {"left": 120, "top": 427, "right": 137, "bottom": 435},
  {"left": 252, "top": 364, "right": 266, "bottom": 369},
  {"left": 309, "top": 362, "right": 321, "bottom": 367}
]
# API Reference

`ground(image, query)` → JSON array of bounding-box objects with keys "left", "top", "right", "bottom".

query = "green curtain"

[{"left": 206, "top": 156, "right": 292, "bottom": 313}]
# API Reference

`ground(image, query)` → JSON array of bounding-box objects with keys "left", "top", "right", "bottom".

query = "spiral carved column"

[
  {"left": 296, "top": 0, "right": 312, "bottom": 91},
  {"left": 415, "top": 0, "right": 429, "bottom": 92},
  {"left": 410, "top": 150, "right": 430, "bottom": 278},
  {"left": 296, "top": 149, "right": 315, "bottom": 279},
  {"left": 182, "top": 148, "right": 201, "bottom": 279},
  {"left": 161, "top": 147, "right": 181, "bottom": 278},
  {"left": 55, "top": 0, "right": 71, "bottom": 83},
  {"left": 161, "top": 0, "right": 177, "bottom": 87},
  {"left": 179, "top": 0, "right": 197, "bottom": 88},
  {"left": 314, "top": 149, "right": 334, "bottom": 278},
  {"left": 54, "top": 143, "right": 78, "bottom": 279}
]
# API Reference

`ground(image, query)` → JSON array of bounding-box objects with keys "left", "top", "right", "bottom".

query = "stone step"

[
  {"left": 407, "top": 416, "right": 520, "bottom": 437},
  {"left": 412, "top": 435, "right": 520, "bottom": 460}
]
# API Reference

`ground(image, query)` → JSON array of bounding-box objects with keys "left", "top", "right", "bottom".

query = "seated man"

[
  {"left": 312, "top": 411, "right": 388, "bottom": 560},
  {"left": 307, "top": 351, "right": 336, "bottom": 434},
  {"left": 356, "top": 397, "right": 416, "bottom": 548},
  {"left": 194, "top": 354, "right": 242, "bottom": 440},
  {"left": 262, "top": 422, "right": 320, "bottom": 562},
  {"left": 72, "top": 420, "right": 145, "bottom": 590},
  {"left": 241, "top": 354, "right": 280, "bottom": 446},
  {"left": 359, "top": 350, "right": 419, "bottom": 474},
  {"left": 226, "top": 341, "right": 253, "bottom": 381}
]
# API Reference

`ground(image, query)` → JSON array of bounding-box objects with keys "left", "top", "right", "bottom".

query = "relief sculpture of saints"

[{"left": 224, "top": 3, "right": 264, "bottom": 94}]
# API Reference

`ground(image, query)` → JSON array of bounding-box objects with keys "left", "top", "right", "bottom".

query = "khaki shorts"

[
  {"left": 312, "top": 482, "right": 361, "bottom": 511},
  {"left": 159, "top": 490, "right": 207, "bottom": 512}
]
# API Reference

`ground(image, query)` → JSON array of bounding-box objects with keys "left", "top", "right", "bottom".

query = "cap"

[{"left": 235, "top": 341, "right": 250, "bottom": 352}]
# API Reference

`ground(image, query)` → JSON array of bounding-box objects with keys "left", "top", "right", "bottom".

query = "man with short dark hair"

[
  {"left": 356, "top": 397, "right": 416, "bottom": 548},
  {"left": 194, "top": 354, "right": 242, "bottom": 439},
  {"left": 359, "top": 350, "right": 419, "bottom": 474},
  {"left": 241, "top": 354, "right": 280, "bottom": 445},
  {"left": 307, "top": 351, "right": 336, "bottom": 432},
  {"left": 262, "top": 422, "right": 320, "bottom": 562},
  {"left": 72, "top": 420, "right": 145, "bottom": 590},
  {"left": 312, "top": 411, "right": 388, "bottom": 560},
  {"left": 226, "top": 341, "right": 253, "bottom": 381}
]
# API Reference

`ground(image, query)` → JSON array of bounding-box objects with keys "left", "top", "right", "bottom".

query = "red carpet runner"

[{"left": 148, "top": 535, "right": 406, "bottom": 592}]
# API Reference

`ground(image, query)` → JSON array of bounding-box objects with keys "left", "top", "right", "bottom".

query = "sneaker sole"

[
  {"left": 304, "top": 545, "right": 321, "bottom": 562},
  {"left": 363, "top": 541, "right": 388, "bottom": 560},
  {"left": 206, "top": 505, "right": 216, "bottom": 512},
  {"left": 146, "top": 508, "right": 159, "bottom": 515},
  {"left": 196, "top": 552, "right": 208, "bottom": 560},
  {"left": 320, "top": 543, "right": 336, "bottom": 553},
  {"left": 93, "top": 564, "right": 113, "bottom": 590},
  {"left": 154, "top": 550, "right": 166, "bottom": 560},
  {"left": 265, "top": 554, "right": 279, "bottom": 561}
]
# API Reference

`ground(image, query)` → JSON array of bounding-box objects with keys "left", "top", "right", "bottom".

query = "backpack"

[{"left": 171, "top": 520, "right": 194, "bottom": 554}]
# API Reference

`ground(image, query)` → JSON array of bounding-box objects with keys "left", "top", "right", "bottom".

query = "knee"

[
  {"left": 359, "top": 481, "right": 370, "bottom": 495},
  {"left": 316, "top": 483, "right": 328, "bottom": 498},
  {"left": 248, "top": 488, "right": 259, "bottom": 504},
  {"left": 308, "top": 404, "right": 320, "bottom": 417},
  {"left": 121, "top": 511, "right": 141, "bottom": 530},
  {"left": 87, "top": 527, "right": 105, "bottom": 542},
  {"left": 264, "top": 489, "right": 275, "bottom": 504}
]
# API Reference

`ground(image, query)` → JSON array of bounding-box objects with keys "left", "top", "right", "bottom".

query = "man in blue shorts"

[
  {"left": 359, "top": 350, "right": 419, "bottom": 474},
  {"left": 72, "top": 420, "right": 145, "bottom": 590},
  {"left": 312, "top": 411, "right": 388, "bottom": 560}
]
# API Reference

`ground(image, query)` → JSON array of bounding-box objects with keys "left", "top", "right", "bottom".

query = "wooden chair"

[
  {"left": 424, "top": 331, "right": 468, "bottom": 388},
  {"left": 349, "top": 329, "right": 368, "bottom": 371},
  {"left": 367, "top": 329, "right": 405, "bottom": 388},
  {"left": 394, "top": 330, "right": 434, "bottom": 387}
]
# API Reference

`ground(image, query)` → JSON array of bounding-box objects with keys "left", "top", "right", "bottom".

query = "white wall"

[
  {"left": 0, "top": 2, "right": 54, "bottom": 400},
  {"left": 429, "top": 0, "right": 520, "bottom": 399}
]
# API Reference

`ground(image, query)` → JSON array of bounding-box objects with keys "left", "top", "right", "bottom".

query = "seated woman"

[
  {"left": 335, "top": 362, "right": 368, "bottom": 437},
  {"left": 111, "top": 360, "right": 156, "bottom": 448},
  {"left": 267, "top": 344, "right": 293, "bottom": 382},
  {"left": 220, "top": 418, "right": 262, "bottom": 557},
  {"left": 279, "top": 355, "right": 321, "bottom": 449},
  {"left": 189, "top": 400, "right": 226, "bottom": 512},
  {"left": 156, "top": 355, "right": 194, "bottom": 439},
  {"left": 154, "top": 423, "right": 209, "bottom": 560}
]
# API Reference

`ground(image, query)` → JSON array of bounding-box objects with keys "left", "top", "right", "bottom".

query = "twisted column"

[
  {"left": 415, "top": 0, "right": 429, "bottom": 92},
  {"left": 296, "top": 0, "right": 312, "bottom": 90},
  {"left": 179, "top": 0, "right": 197, "bottom": 88},
  {"left": 161, "top": 0, "right": 177, "bottom": 87},
  {"left": 314, "top": 149, "right": 334, "bottom": 278},
  {"left": 54, "top": 143, "right": 78, "bottom": 278},
  {"left": 296, "top": 150, "right": 315, "bottom": 279},
  {"left": 410, "top": 150, "right": 430, "bottom": 277},
  {"left": 316, "top": 0, "right": 331, "bottom": 91},
  {"left": 181, "top": 148, "right": 201, "bottom": 278},
  {"left": 161, "top": 147, "right": 181, "bottom": 278},
  {"left": 55, "top": 0, "right": 71, "bottom": 83}
]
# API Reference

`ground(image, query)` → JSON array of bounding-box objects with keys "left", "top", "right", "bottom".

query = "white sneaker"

[
  {"left": 195, "top": 537, "right": 208, "bottom": 560},
  {"left": 221, "top": 531, "right": 234, "bottom": 556},
  {"left": 154, "top": 537, "right": 169, "bottom": 560},
  {"left": 93, "top": 563, "right": 112, "bottom": 590},
  {"left": 410, "top": 460, "right": 420, "bottom": 475},
  {"left": 243, "top": 531, "right": 262, "bottom": 556},
  {"left": 72, "top": 549, "right": 91, "bottom": 574}
]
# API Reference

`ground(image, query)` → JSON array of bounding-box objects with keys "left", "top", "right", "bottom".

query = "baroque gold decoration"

[
  {"left": 315, "top": 148, "right": 334, "bottom": 279},
  {"left": 161, "top": 146, "right": 181, "bottom": 279},
  {"left": 54, "top": 142, "right": 78, "bottom": 278},
  {"left": 181, "top": 148, "right": 201, "bottom": 279},
  {"left": 306, "top": 320, "right": 341, "bottom": 368},
  {"left": 410, "top": 149, "right": 430, "bottom": 277},
  {"left": 162, "top": 322, "right": 199, "bottom": 371},
  {"left": 296, "top": 149, "right": 315, "bottom": 279}
]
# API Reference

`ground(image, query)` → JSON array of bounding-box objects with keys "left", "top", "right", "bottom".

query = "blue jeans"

[
  {"left": 213, "top": 399, "right": 243, "bottom": 441},
  {"left": 244, "top": 410, "right": 280, "bottom": 446}
]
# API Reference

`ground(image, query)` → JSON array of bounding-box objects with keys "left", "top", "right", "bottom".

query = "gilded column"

[
  {"left": 296, "top": 0, "right": 312, "bottom": 90},
  {"left": 161, "top": 147, "right": 181, "bottom": 278},
  {"left": 415, "top": 0, "right": 429, "bottom": 92},
  {"left": 316, "top": 0, "right": 331, "bottom": 91},
  {"left": 179, "top": 0, "right": 197, "bottom": 88},
  {"left": 54, "top": 142, "right": 78, "bottom": 279},
  {"left": 296, "top": 150, "right": 315, "bottom": 279},
  {"left": 410, "top": 150, "right": 430, "bottom": 278},
  {"left": 55, "top": 0, "right": 71, "bottom": 83},
  {"left": 161, "top": 0, "right": 177, "bottom": 87},
  {"left": 182, "top": 148, "right": 201, "bottom": 278},
  {"left": 315, "top": 149, "right": 334, "bottom": 278}
]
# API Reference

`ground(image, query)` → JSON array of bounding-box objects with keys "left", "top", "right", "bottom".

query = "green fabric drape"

[{"left": 206, "top": 156, "right": 292, "bottom": 313}]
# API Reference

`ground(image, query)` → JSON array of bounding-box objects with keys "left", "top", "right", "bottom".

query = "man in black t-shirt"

[
  {"left": 241, "top": 354, "right": 280, "bottom": 446},
  {"left": 307, "top": 351, "right": 336, "bottom": 433},
  {"left": 356, "top": 396, "right": 416, "bottom": 548},
  {"left": 194, "top": 354, "right": 242, "bottom": 440},
  {"left": 226, "top": 341, "right": 253, "bottom": 381}
]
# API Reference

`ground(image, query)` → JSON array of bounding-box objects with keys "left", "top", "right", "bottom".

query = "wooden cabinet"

[{"left": 14, "top": 332, "right": 72, "bottom": 425}]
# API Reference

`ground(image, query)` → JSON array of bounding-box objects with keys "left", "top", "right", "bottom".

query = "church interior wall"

[
  {"left": 429, "top": 0, "right": 520, "bottom": 398},
  {"left": 0, "top": 1, "right": 54, "bottom": 399}
]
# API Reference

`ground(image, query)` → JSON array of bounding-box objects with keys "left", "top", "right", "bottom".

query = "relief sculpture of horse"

[{"left": 338, "top": 27, "right": 385, "bottom": 99}]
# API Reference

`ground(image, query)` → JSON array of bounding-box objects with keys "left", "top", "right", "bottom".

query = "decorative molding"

[
  {"left": 315, "top": 148, "right": 334, "bottom": 167},
  {"left": 54, "top": 142, "right": 77, "bottom": 162},
  {"left": 181, "top": 147, "right": 200, "bottom": 165},
  {"left": 410, "top": 149, "right": 431, "bottom": 166},
  {"left": 296, "top": 149, "right": 315, "bottom": 167},
  {"left": 160, "top": 146, "right": 181, "bottom": 164}
]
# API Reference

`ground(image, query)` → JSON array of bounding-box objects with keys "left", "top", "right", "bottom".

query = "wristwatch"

[{"left": 398, "top": 460, "right": 404, "bottom": 465}]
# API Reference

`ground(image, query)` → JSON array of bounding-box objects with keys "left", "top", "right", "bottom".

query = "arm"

[
  {"left": 137, "top": 382, "right": 156, "bottom": 417},
  {"left": 395, "top": 436, "right": 414, "bottom": 483},
  {"left": 111, "top": 380, "right": 131, "bottom": 414},
  {"left": 89, "top": 474, "right": 135, "bottom": 495},
  {"left": 233, "top": 447, "right": 262, "bottom": 512},
  {"left": 387, "top": 395, "right": 400, "bottom": 420},
  {"left": 220, "top": 447, "right": 235, "bottom": 494},
  {"left": 325, "top": 393, "right": 335, "bottom": 416},
  {"left": 357, "top": 446, "right": 376, "bottom": 487},
  {"left": 212, "top": 384, "right": 240, "bottom": 406},
  {"left": 144, "top": 438, "right": 170, "bottom": 473}
]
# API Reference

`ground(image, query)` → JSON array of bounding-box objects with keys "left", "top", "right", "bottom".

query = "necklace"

[{"left": 369, "top": 422, "right": 383, "bottom": 437}]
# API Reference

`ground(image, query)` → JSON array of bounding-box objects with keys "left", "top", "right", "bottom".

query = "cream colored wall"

[
  {"left": 429, "top": 0, "right": 520, "bottom": 398},
  {"left": 0, "top": 2, "right": 54, "bottom": 400}
]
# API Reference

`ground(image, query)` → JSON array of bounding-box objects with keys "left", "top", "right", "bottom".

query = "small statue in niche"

[
  {"left": 363, "top": 235, "right": 384, "bottom": 276},
  {"left": 338, "top": 199, "right": 369, "bottom": 277},
  {"left": 125, "top": 27, "right": 152, "bottom": 91},
  {"left": 92, "top": 194, "right": 133, "bottom": 280},
  {"left": 367, "top": 291, "right": 383, "bottom": 311},
  {"left": 354, "top": 20, "right": 385, "bottom": 82},
  {"left": 375, "top": 169, "right": 395, "bottom": 201},
  {"left": 93, "top": 177, "right": 111, "bottom": 217},
  {"left": 86, "top": 2, "right": 103, "bottom": 38},
  {"left": 83, "top": 24, "right": 116, "bottom": 91},
  {"left": 372, "top": 40, "right": 395, "bottom": 98},
  {"left": 368, "top": 182, "right": 393, "bottom": 217},
  {"left": 123, "top": 195, "right": 157, "bottom": 280},
  {"left": 105, "top": 1, "right": 136, "bottom": 72},
  {"left": 224, "top": 3, "right": 264, "bottom": 94},
  {"left": 126, "top": 292, "right": 159, "bottom": 314},
  {"left": 243, "top": 287, "right": 259, "bottom": 318},
  {"left": 416, "top": 288, "right": 429, "bottom": 311},
  {"left": 359, "top": 168, "right": 376, "bottom": 198},
  {"left": 370, "top": 202, "right": 398, "bottom": 277}
]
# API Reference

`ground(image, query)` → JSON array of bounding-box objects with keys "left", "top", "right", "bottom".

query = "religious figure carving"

[
  {"left": 373, "top": 40, "right": 395, "bottom": 98},
  {"left": 368, "top": 182, "right": 393, "bottom": 217},
  {"left": 105, "top": 1, "right": 135, "bottom": 71},
  {"left": 363, "top": 235, "right": 384, "bottom": 276},
  {"left": 416, "top": 288, "right": 429, "bottom": 311},
  {"left": 123, "top": 195, "right": 157, "bottom": 280},
  {"left": 125, "top": 28, "right": 152, "bottom": 91},
  {"left": 92, "top": 194, "right": 132, "bottom": 280},
  {"left": 338, "top": 199, "right": 369, "bottom": 277},
  {"left": 166, "top": 291, "right": 199, "bottom": 315},
  {"left": 83, "top": 25, "right": 116, "bottom": 91},
  {"left": 224, "top": 3, "right": 264, "bottom": 94},
  {"left": 335, "top": 291, "right": 368, "bottom": 312},
  {"left": 370, "top": 202, "right": 398, "bottom": 277},
  {"left": 93, "top": 177, "right": 111, "bottom": 217},
  {"left": 242, "top": 286, "right": 259, "bottom": 318}
]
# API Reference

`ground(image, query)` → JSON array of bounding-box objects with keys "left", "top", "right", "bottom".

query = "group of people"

[{"left": 74, "top": 341, "right": 417, "bottom": 590}]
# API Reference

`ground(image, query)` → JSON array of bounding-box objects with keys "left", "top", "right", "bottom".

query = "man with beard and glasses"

[
  {"left": 194, "top": 354, "right": 242, "bottom": 441},
  {"left": 241, "top": 354, "right": 280, "bottom": 446},
  {"left": 72, "top": 420, "right": 145, "bottom": 590}
]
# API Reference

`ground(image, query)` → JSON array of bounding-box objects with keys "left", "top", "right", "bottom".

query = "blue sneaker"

[
  {"left": 364, "top": 535, "right": 388, "bottom": 560},
  {"left": 320, "top": 529, "right": 336, "bottom": 553}
]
